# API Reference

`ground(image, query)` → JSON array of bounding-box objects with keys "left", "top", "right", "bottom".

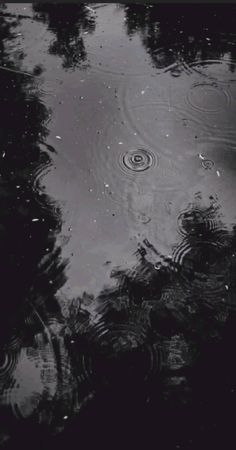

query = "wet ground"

[{"left": 1, "top": 2, "right": 236, "bottom": 449}]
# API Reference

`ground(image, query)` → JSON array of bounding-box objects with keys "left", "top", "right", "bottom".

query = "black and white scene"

[{"left": 0, "top": 2, "right": 236, "bottom": 449}]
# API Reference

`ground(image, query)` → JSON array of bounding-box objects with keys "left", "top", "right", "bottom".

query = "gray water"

[{"left": 0, "top": 3, "right": 236, "bottom": 449}]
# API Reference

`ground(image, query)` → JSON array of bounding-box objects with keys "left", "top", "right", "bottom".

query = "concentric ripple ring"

[{"left": 121, "top": 149, "right": 157, "bottom": 173}]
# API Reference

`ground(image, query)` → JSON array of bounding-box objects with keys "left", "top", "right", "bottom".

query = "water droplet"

[
  {"left": 32, "top": 218, "right": 39, "bottom": 222},
  {"left": 56, "top": 135, "right": 62, "bottom": 140},
  {"left": 216, "top": 170, "right": 221, "bottom": 177}
]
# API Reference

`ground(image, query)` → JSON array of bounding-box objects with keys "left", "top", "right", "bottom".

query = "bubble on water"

[{"left": 122, "top": 149, "right": 157, "bottom": 173}]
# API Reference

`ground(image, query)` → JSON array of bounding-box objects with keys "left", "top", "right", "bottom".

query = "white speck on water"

[
  {"left": 16, "top": 185, "right": 20, "bottom": 189},
  {"left": 118, "top": 141, "right": 123, "bottom": 145},
  {"left": 16, "top": 33, "right": 22, "bottom": 36},
  {"left": 141, "top": 90, "right": 145, "bottom": 95},
  {"left": 216, "top": 170, "right": 221, "bottom": 177},
  {"left": 63, "top": 415, "right": 68, "bottom": 420},
  {"left": 106, "top": 145, "right": 111, "bottom": 150},
  {"left": 80, "top": 96, "right": 84, "bottom": 100},
  {"left": 89, "top": 188, "right": 93, "bottom": 192},
  {"left": 56, "top": 135, "right": 62, "bottom": 140},
  {"left": 71, "top": 340, "right": 75, "bottom": 344},
  {"left": 93, "top": 219, "right": 97, "bottom": 223},
  {"left": 104, "top": 183, "right": 109, "bottom": 188},
  {"left": 225, "top": 285, "right": 229, "bottom": 290},
  {"left": 2, "top": 152, "right": 5, "bottom": 158},
  {"left": 134, "top": 132, "right": 137, "bottom": 136},
  {"left": 199, "top": 153, "right": 205, "bottom": 160},
  {"left": 165, "top": 134, "right": 169, "bottom": 137},
  {"left": 32, "top": 218, "right": 39, "bottom": 222}
]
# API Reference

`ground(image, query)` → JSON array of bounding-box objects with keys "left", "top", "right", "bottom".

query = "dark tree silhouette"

[
  {"left": 32, "top": 3, "right": 96, "bottom": 70},
  {"left": 124, "top": 4, "right": 236, "bottom": 77},
  {"left": 0, "top": 9, "right": 70, "bottom": 445}
]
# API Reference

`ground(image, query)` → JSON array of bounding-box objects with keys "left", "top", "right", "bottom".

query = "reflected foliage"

[
  {"left": 124, "top": 4, "right": 236, "bottom": 76},
  {"left": 57, "top": 196, "right": 236, "bottom": 450},
  {"left": 1, "top": 4, "right": 236, "bottom": 450},
  {"left": 33, "top": 3, "right": 96, "bottom": 70},
  {"left": 0, "top": 11, "right": 69, "bottom": 444}
]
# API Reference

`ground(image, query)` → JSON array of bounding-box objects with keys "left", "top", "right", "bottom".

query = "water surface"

[{"left": 1, "top": 3, "right": 236, "bottom": 449}]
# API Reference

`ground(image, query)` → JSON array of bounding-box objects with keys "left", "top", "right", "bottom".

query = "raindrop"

[
  {"left": 202, "top": 159, "right": 214, "bottom": 170},
  {"left": 122, "top": 149, "right": 157, "bottom": 173}
]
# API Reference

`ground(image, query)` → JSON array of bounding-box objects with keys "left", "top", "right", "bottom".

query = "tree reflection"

[
  {"left": 124, "top": 4, "right": 236, "bottom": 77},
  {"left": 61, "top": 195, "right": 236, "bottom": 449},
  {"left": 32, "top": 3, "right": 96, "bottom": 70},
  {"left": 0, "top": 10, "right": 70, "bottom": 445},
  {"left": 1, "top": 4, "right": 236, "bottom": 449}
]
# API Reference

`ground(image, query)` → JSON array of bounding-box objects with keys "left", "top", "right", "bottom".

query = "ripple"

[
  {"left": 118, "top": 85, "right": 208, "bottom": 157},
  {"left": 188, "top": 58, "right": 236, "bottom": 83},
  {"left": 201, "top": 159, "right": 214, "bottom": 170},
  {"left": 172, "top": 235, "right": 230, "bottom": 302},
  {"left": 87, "top": 118, "right": 161, "bottom": 214},
  {"left": 0, "top": 351, "right": 18, "bottom": 383},
  {"left": 121, "top": 149, "right": 157, "bottom": 173},
  {"left": 185, "top": 82, "right": 231, "bottom": 114},
  {"left": 177, "top": 203, "right": 225, "bottom": 238},
  {"left": 144, "top": 343, "right": 167, "bottom": 379}
]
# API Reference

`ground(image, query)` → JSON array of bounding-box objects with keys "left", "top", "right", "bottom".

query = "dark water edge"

[{"left": 0, "top": 3, "right": 236, "bottom": 449}]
